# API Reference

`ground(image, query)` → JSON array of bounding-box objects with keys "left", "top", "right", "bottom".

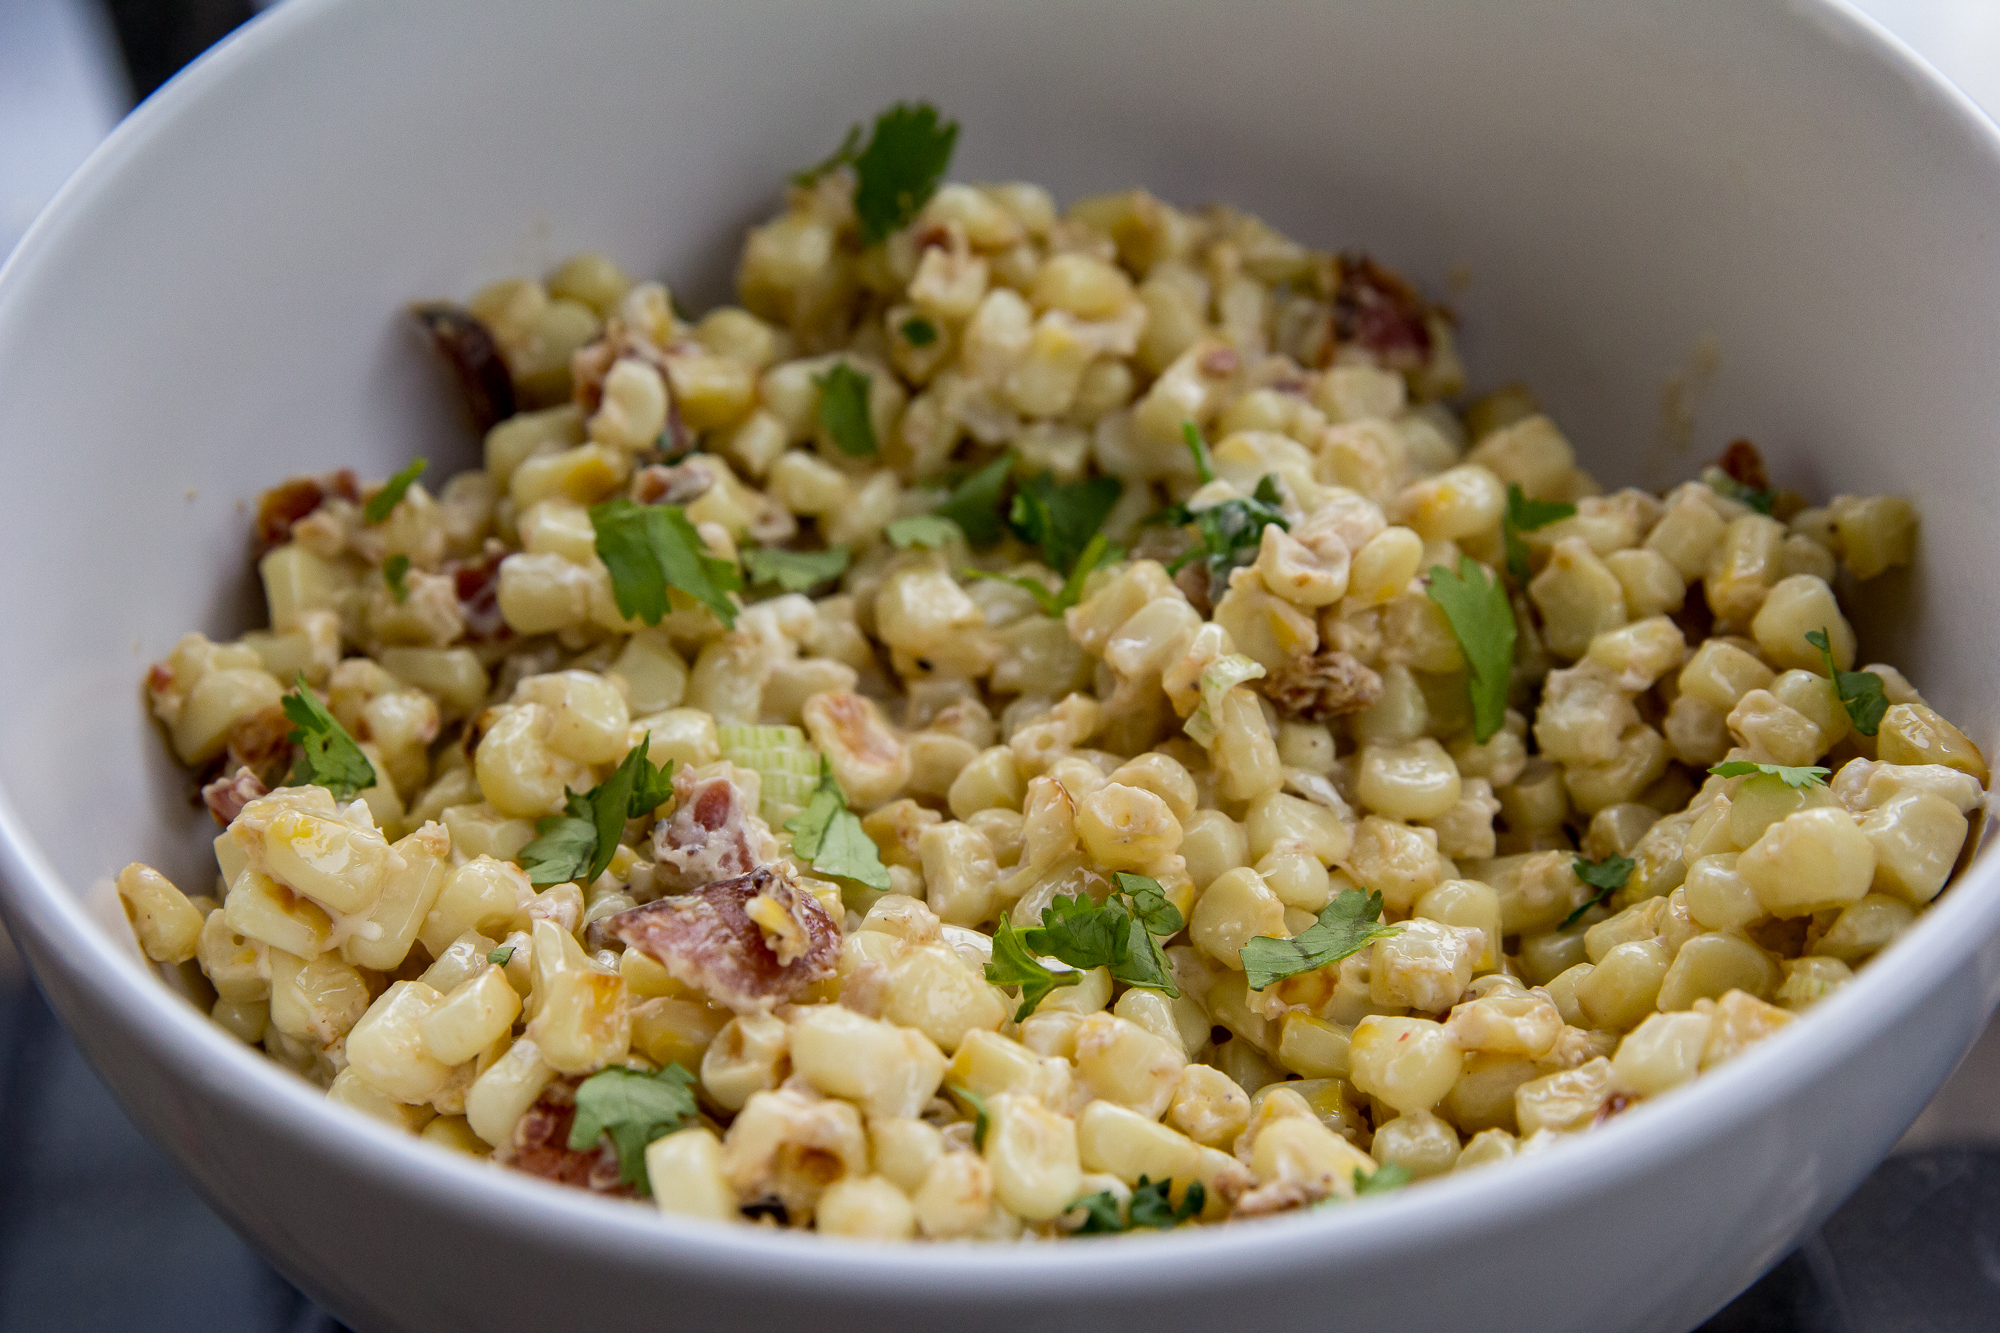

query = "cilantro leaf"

[
  {"left": 364, "top": 457, "right": 427, "bottom": 524},
  {"left": 814, "top": 363, "right": 879, "bottom": 457},
  {"left": 382, "top": 553, "right": 411, "bottom": 603},
  {"left": 1502, "top": 483, "right": 1575, "bottom": 584},
  {"left": 281, "top": 674, "right": 376, "bottom": 799},
  {"left": 518, "top": 739, "right": 673, "bottom": 886},
  {"left": 783, "top": 759, "right": 891, "bottom": 890},
  {"left": 900, "top": 316, "right": 938, "bottom": 347},
  {"left": 885, "top": 515, "right": 961, "bottom": 550},
  {"left": 1353, "top": 1163, "right": 1411, "bottom": 1196},
  {"left": 487, "top": 946, "right": 515, "bottom": 966},
  {"left": 1164, "top": 477, "right": 1289, "bottom": 601},
  {"left": 590, "top": 497, "right": 742, "bottom": 628},
  {"left": 1023, "top": 893, "right": 1126, "bottom": 969},
  {"left": 1240, "top": 889, "right": 1399, "bottom": 991},
  {"left": 1008, "top": 471, "right": 1123, "bottom": 576},
  {"left": 963, "top": 529, "right": 1118, "bottom": 617},
  {"left": 1561, "top": 854, "right": 1636, "bottom": 928},
  {"left": 742, "top": 545, "right": 849, "bottom": 593},
  {"left": 1017, "top": 880, "right": 1181, "bottom": 998},
  {"left": 1182, "top": 420, "right": 1217, "bottom": 484},
  {"left": 790, "top": 123, "right": 862, "bottom": 187},
  {"left": 1117, "top": 872, "right": 1185, "bottom": 937},
  {"left": 1709, "top": 760, "right": 1830, "bottom": 789},
  {"left": 1072, "top": 1176, "right": 1204, "bottom": 1234},
  {"left": 985, "top": 917, "right": 1084, "bottom": 1021},
  {"left": 567, "top": 1063, "right": 699, "bottom": 1191},
  {"left": 1706, "top": 468, "right": 1776, "bottom": 514},
  {"left": 849, "top": 102, "right": 959, "bottom": 243},
  {"left": 1805, "top": 627, "right": 1889, "bottom": 736},
  {"left": 1425, "top": 556, "right": 1516, "bottom": 744},
  {"left": 950, "top": 1084, "right": 990, "bottom": 1151},
  {"left": 932, "top": 451, "right": 1016, "bottom": 548}
]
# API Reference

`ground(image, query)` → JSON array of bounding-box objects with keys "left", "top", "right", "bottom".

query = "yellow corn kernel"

[
  {"left": 116, "top": 863, "right": 203, "bottom": 964},
  {"left": 1812, "top": 894, "right": 1917, "bottom": 963},
  {"left": 224, "top": 869, "right": 332, "bottom": 959},
  {"left": 347, "top": 981, "right": 452, "bottom": 1104},
  {"left": 1738, "top": 807, "right": 1876, "bottom": 917},
  {"left": 1698, "top": 989, "right": 1794, "bottom": 1069},
  {"left": 1371, "top": 1109, "right": 1462, "bottom": 1179},
  {"left": 328, "top": 1066, "right": 435, "bottom": 1133},
  {"left": 871, "top": 1118, "right": 945, "bottom": 1195},
  {"left": 268, "top": 949, "right": 370, "bottom": 1046},
  {"left": 525, "top": 919, "right": 629, "bottom": 1074},
  {"left": 466, "top": 1037, "right": 556, "bottom": 1147},
  {"left": 789, "top": 1006, "right": 946, "bottom": 1119},
  {"left": 1576, "top": 939, "right": 1671, "bottom": 1031},
  {"left": 1166, "top": 1063, "right": 1252, "bottom": 1147},
  {"left": 1877, "top": 703, "right": 1989, "bottom": 784},
  {"left": 420, "top": 966, "right": 522, "bottom": 1066},
  {"left": 645, "top": 1127, "right": 739, "bottom": 1224},
  {"left": 1514, "top": 1055, "right": 1613, "bottom": 1134},
  {"left": 1610, "top": 1011, "right": 1713, "bottom": 1096},
  {"left": 817, "top": 1175, "right": 919, "bottom": 1240},
  {"left": 1349, "top": 1015, "right": 1463, "bottom": 1115},
  {"left": 1190, "top": 867, "right": 1287, "bottom": 971},
  {"left": 982, "top": 1093, "right": 1082, "bottom": 1222},
  {"left": 1073, "top": 1013, "right": 1186, "bottom": 1120}
]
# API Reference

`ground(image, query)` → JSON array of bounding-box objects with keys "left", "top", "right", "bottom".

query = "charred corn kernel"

[
  {"left": 645, "top": 1127, "right": 738, "bottom": 1223},
  {"left": 1444, "top": 989, "right": 1563, "bottom": 1059},
  {"left": 116, "top": 863, "right": 203, "bottom": 964},
  {"left": 267, "top": 949, "right": 370, "bottom": 1046},
  {"left": 871, "top": 1118, "right": 945, "bottom": 1194},
  {"left": 1515, "top": 1055, "right": 1614, "bottom": 1134},
  {"left": 525, "top": 920, "right": 630, "bottom": 1075},
  {"left": 982, "top": 1093, "right": 1082, "bottom": 1222},
  {"left": 1076, "top": 783, "right": 1182, "bottom": 872},
  {"left": 224, "top": 869, "right": 333, "bottom": 959},
  {"left": 1739, "top": 807, "right": 1876, "bottom": 917},
  {"left": 1698, "top": 989, "right": 1794, "bottom": 1069},
  {"left": 260, "top": 806, "right": 392, "bottom": 917},
  {"left": 1812, "top": 894, "right": 1917, "bottom": 963},
  {"left": 1369, "top": 918, "right": 1481, "bottom": 1013},
  {"left": 1371, "top": 1109, "right": 1461, "bottom": 1179},
  {"left": 790, "top": 1005, "right": 946, "bottom": 1119},
  {"left": 420, "top": 966, "right": 521, "bottom": 1066},
  {"left": 818, "top": 1175, "right": 919, "bottom": 1240},
  {"left": 1190, "top": 867, "right": 1287, "bottom": 970},
  {"left": 512, "top": 670, "right": 632, "bottom": 765},
  {"left": 1073, "top": 1013, "right": 1186, "bottom": 1120},
  {"left": 1250, "top": 1115, "right": 1374, "bottom": 1199},
  {"left": 1877, "top": 703, "right": 1989, "bottom": 784},
  {"left": 1167, "top": 1063, "right": 1253, "bottom": 1147},
  {"left": 347, "top": 981, "right": 452, "bottom": 1104},
  {"left": 913, "top": 1151, "right": 996, "bottom": 1240},
  {"left": 1349, "top": 1015, "right": 1462, "bottom": 1115},
  {"left": 1576, "top": 939, "right": 1671, "bottom": 1031}
]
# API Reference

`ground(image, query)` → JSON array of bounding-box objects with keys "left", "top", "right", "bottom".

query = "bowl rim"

[{"left": 1, "top": 0, "right": 1998, "bottom": 1300}]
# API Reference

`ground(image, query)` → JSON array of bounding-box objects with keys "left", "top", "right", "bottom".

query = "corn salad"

[{"left": 124, "top": 105, "right": 1984, "bottom": 1239}]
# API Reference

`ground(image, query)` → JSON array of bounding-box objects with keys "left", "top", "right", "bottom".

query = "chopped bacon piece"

[
  {"left": 608, "top": 866, "right": 839, "bottom": 1013},
  {"left": 499, "top": 1081, "right": 633, "bottom": 1196},
  {"left": 1229, "top": 1178, "right": 1326, "bottom": 1219},
  {"left": 1329, "top": 253, "right": 1434, "bottom": 370},
  {"left": 253, "top": 470, "right": 360, "bottom": 553},
  {"left": 223, "top": 705, "right": 297, "bottom": 788},
  {"left": 201, "top": 766, "right": 271, "bottom": 827},
  {"left": 1263, "top": 649, "right": 1384, "bottom": 720},
  {"left": 651, "top": 767, "right": 776, "bottom": 892},
  {"left": 632, "top": 457, "right": 719, "bottom": 507},
  {"left": 1717, "top": 438, "right": 1771, "bottom": 493},
  {"left": 1593, "top": 1092, "right": 1636, "bottom": 1127},
  {"left": 448, "top": 544, "right": 510, "bottom": 643},
  {"left": 409, "top": 302, "right": 516, "bottom": 432}
]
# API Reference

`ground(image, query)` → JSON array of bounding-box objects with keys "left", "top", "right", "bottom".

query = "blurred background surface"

[{"left": 2, "top": 1, "right": 1998, "bottom": 1329}]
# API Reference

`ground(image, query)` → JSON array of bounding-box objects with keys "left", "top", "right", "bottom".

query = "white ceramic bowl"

[{"left": 2, "top": 2, "right": 1997, "bottom": 1329}]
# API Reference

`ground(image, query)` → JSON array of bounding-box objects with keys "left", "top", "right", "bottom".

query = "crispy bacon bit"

[
  {"left": 1717, "top": 438, "right": 1771, "bottom": 494},
  {"left": 1198, "top": 347, "right": 1242, "bottom": 378},
  {"left": 651, "top": 767, "right": 776, "bottom": 892},
  {"left": 201, "top": 766, "right": 271, "bottom": 827},
  {"left": 409, "top": 302, "right": 516, "bottom": 432},
  {"left": 1593, "top": 1092, "right": 1636, "bottom": 1128},
  {"left": 1263, "top": 649, "right": 1384, "bottom": 720},
  {"left": 609, "top": 865, "right": 839, "bottom": 1012},
  {"left": 1229, "top": 1178, "right": 1327, "bottom": 1219},
  {"left": 1329, "top": 253, "right": 1434, "bottom": 370},
  {"left": 448, "top": 543, "right": 510, "bottom": 643},
  {"left": 224, "top": 705, "right": 297, "bottom": 788},
  {"left": 571, "top": 329, "right": 692, "bottom": 459},
  {"left": 253, "top": 470, "right": 360, "bottom": 553},
  {"left": 632, "top": 457, "right": 719, "bottom": 507},
  {"left": 499, "top": 1080, "right": 634, "bottom": 1196},
  {"left": 1172, "top": 561, "right": 1213, "bottom": 618}
]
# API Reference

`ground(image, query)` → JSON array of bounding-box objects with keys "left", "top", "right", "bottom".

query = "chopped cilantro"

[
  {"left": 1805, "top": 627, "right": 1888, "bottom": 736},
  {"left": 1016, "top": 875, "right": 1182, "bottom": 997},
  {"left": 518, "top": 738, "right": 673, "bottom": 886},
  {"left": 985, "top": 916, "right": 1083, "bottom": 1021},
  {"left": 963, "top": 529, "right": 1117, "bottom": 617},
  {"left": 383, "top": 553, "right": 411, "bottom": 603},
  {"left": 742, "top": 545, "right": 849, "bottom": 593},
  {"left": 1008, "top": 471, "right": 1123, "bottom": 577},
  {"left": 790, "top": 123, "right": 862, "bottom": 188},
  {"left": 1502, "top": 483, "right": 1575, "bottom": 584},
  {"left": 849, "top": 103, "right": 959, "bottom": 243},
  {"left": 364, "top": 457, "right": 427, "bottom": 524},
  {"left": 1353, "top": 1163, "right": 1411, "bottom": 1196},
  {"left": 1425, "top": 556, "right": 1516, "bottom": 744},
  {"left": 1182, "top": 420, "right": 1217, "bottom": 484},
  {"left": 900, "top": 315, "right": 939, "bottom": 347},
  {"left": 885, "top": 515, "right": 962, "bottom": 550},
  {"left": 783, "top": 758, "right": 892, "bottom": 891},
  {"left": 590, "top": 497, "right": 742, "bottom": 629},
  {"left": 567, "top": 1063, "right": 700, "bottom": 1192},
  {"left": 933, "top": 451, "right": 1016, "bottom": 548},
  {"left": 1072, "top": 1176, "right": 1205, "bottom": 1234},
  {"left": 1709, "top": 760, "right": 1830, "bottom": 789},
  {"left": 950, "top": 1084, "right": 991, "bottom": 1151},
  {"left": 1561, "top": 854, "right": 1636, "bottom": 928},
  {"left": 813, "top": 363, "right": 879, "bottom": 457},
  {"left": 281, "top": 674, "right": 376, "bottom": 799},
  {"left": 1164, "top": 477, "right": 1289, "bottom": 601},
  {"left": 486, "top": 946, "right": 515, "bottom": 967},
  {"left": 1705, "top": 468, "right": 1776, "bottom": 515},
  {"left": 1240, "top": 889, "right": 1398, "bottom": 991}
]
